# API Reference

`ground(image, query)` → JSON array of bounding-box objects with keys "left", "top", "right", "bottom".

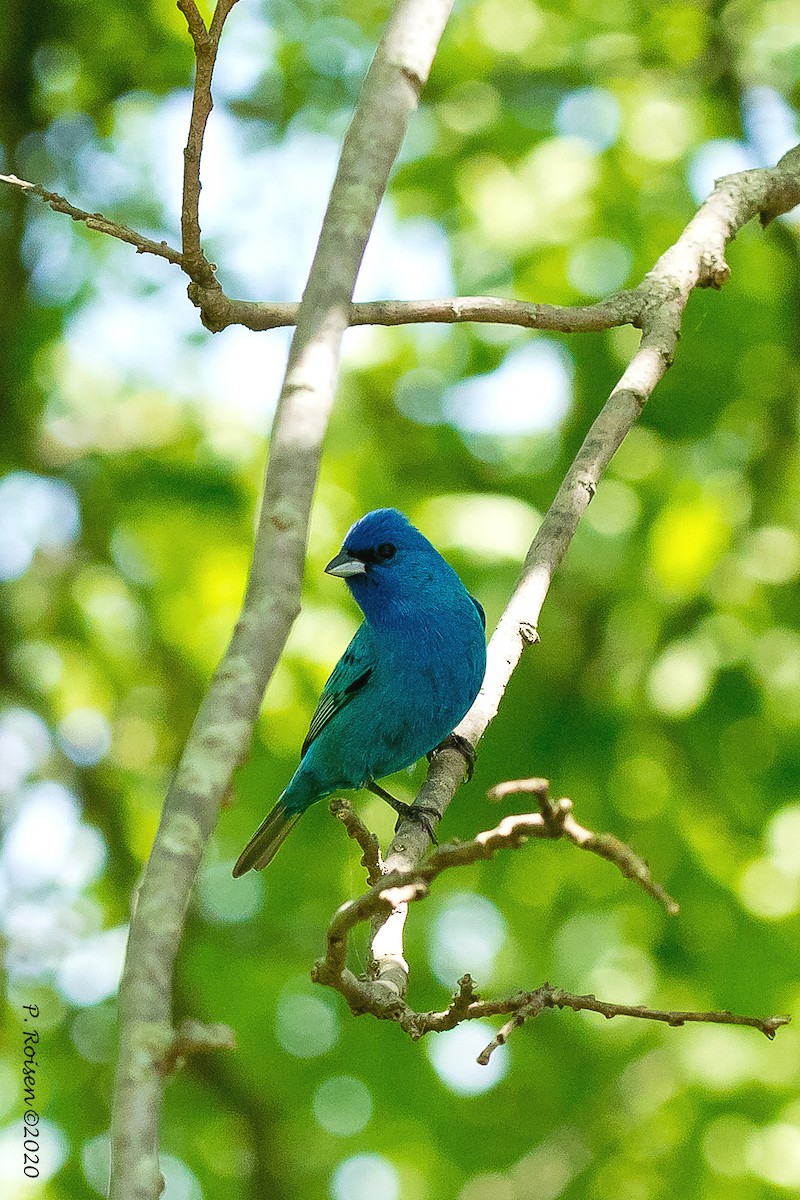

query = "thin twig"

[
  {"left": 315, "top": 811, "right": 789, "bottom": 1054},
  {"left": 0, "top": 174, "right": 184, "bottom": 265},
  {"left": 486, "top": 777, "right": 679, "bottom": 915},
  {"left": 330, "top": 798, "right": 382, "bottom": 885},
  {"left": 475, "top": 984, "right": 791, "bottom": 1065},
  {"left": 176, "top": 0, "right": 239, "bottom": 285},
  {"left": 0, "top": 178, "right": 652, "bottom": 332}
]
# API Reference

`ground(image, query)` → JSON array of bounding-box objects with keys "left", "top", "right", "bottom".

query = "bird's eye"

[{"left": 377, "top": 542, "right": 396, "bottom": 560}]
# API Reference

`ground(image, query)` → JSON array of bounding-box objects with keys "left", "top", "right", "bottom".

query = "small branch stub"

[{"left": 156, "top": 1019, "right": 237, "bottom": 1076}]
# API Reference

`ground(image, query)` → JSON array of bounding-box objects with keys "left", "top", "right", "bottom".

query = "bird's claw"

[
  {"left": 392, "top": 801, "right": 440, "bottom": 844},
  {"left": 427, "top": 733, "right": 477, "bottom": 782}
]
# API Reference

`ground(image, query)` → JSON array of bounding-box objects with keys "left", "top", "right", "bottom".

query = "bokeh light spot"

[
  {"left": 0, "top": 1118, "right": 67, "bottom": 1187},
  {"left": 57, "top": 925, "right": 128, "bottom": 1006},
  {"left": 313, "top": 1076, "right": 373, "bottom": 1137},
  {"left": 331, "top": 1153, "right": 400, "bottom": 1200},
  {"left": 0, "top": 708, "right": 51, "bottom": 794},
  {"left": 427, "top": 1021, "right": 509, "bottom": 1095},
  {"left": 428, "top": 892, "right": 508, "bottom": 987},
  {"left": 445, "top": 340, "right": 573, "bottom": 436},
  {"left": 555, "top": 87, "right": 621, "bottom": 150},
  {"left": 567, "top": 237, "right": 631, "bottom": 297},
  {"left": 417, "top": 494, "right": 539, "bottom": 562},
  {"left": 196, "top": 861, "right": 263, "bottom": 924},
  {"left": 647, "top": 640, "right": 715, "bottom": 717},
  {"left": 0, "top": 471, "right": 80, "bottom": 581},
  {"left": 57, "top": 707, "right": 112, "bottom": 766},
  {"left": 738, "top": 858, "right": 800, "bottom": 920},
  {"left": 275, "top": 991, "right": 339, "bottom": 1058},
  {"left": 746, "top": 1122, "right": 800, "bottom": 1188}
]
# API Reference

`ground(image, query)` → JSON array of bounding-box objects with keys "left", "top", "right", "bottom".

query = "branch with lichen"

[
  {"left": 107, "top": 2, "right": 456, "bottom": 1199},
  {"left": 313, "top": 788, "right": 789, "bottom": 1061}
]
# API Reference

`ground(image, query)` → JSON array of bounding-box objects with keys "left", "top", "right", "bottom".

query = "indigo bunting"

[{"left": 233, "top": 508, "right": 486, "bottom": 876}]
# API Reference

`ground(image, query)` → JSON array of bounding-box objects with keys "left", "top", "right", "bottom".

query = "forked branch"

[
  {"left": 365, "top": 142, "right": 800, "bottom": 1000},
  {"left": 313, "top": 791, "right": 789, "bottom": 1062}
]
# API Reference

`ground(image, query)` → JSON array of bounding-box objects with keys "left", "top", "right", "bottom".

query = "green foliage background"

[{"left": 2, "top": 1, "right": 800, "bottom": 1198}]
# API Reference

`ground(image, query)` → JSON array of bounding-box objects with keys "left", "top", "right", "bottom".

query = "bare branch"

[
  {"left": 367, "top": 145, "right": 800, "bottom": 998},
  {"left": 314, "top": 807, "right": 788, "bottom": 1055},
  {"left": 176, "top": 0, "right": 240, "bottom": 285},
  {"left": 0, "top": 174, "right": 183, "bottom": 266},
  {"left": 0, "top": 176, "right": 647, "bottom": 332},
  {"left": 486, "top": 777, "right": 679, "bottom": 915},
  {"left": 109, "top": 4, "right": 456, "bottom": 1199},
  {"left": 330, "top": 798, "right": 382, "bottom": 885},
  {"left": 475, "top": 986, "right": 791, "bottom": 1065},
  {"left": 190, "top": 288, "right": 644, "bottom": 334},
  {"left": 487, "top": 776, "right": 550, "bottom": 804}
]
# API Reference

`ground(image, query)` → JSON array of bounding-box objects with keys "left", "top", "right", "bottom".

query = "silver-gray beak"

[{"left": 324, "top": 550, "right": 367, "bottom": 578}]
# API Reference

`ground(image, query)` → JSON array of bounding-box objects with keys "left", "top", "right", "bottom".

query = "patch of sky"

[
  {"left": 211, "top": 1, "right": 279, "bottom": 102},
  {"left": 57, "top": 925, "right": 128, "bottom": 1006},
  {"left": 689, "top": 90, "right": 799, "bottom": 221},
  {"left": 22, "top": 206, "right": 92, "bottom": 306},
  {"left": 2, "top": 780, "right": 106, "bottom": 893},
  {"left": 1, "top": 776, "right": 110, "bottom": 987},
  {"left": 444, "top": 338, "right": 574, "bottom": 436},
  {"left": 58, "top": 86, "right": 458, "bottom": 436},
  {"left": 0, "top": 708, "right": 51, "bottom": 795}
]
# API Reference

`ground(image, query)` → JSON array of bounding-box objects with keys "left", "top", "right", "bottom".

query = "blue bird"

[{"left": 232, "top": 508, "right": 486, "bottom": 876}]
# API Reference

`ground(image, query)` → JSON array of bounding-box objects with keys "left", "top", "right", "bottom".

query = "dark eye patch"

[{"left": 347, "top": 542, "right": 397, "bottom": 566}]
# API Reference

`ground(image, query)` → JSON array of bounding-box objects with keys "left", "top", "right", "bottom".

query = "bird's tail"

[{"left": 232, "top": 796, "right": 301, "bottom": 877}]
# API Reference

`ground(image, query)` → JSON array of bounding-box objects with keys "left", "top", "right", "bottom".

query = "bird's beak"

[{"left": 324, "top": 550, "right": 367, "bottom": 578}]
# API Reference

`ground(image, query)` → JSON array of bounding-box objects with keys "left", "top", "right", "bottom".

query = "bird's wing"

[
  {"left": 301, "top": 626, "right": 373, "bottom": 757},
  {"left": 470, "top": 595, "right": 486, "bottom": 629}
]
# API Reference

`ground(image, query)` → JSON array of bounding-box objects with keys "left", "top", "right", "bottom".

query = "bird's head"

[{"left": 324, "top": 508, "right": 444, "bottom": 621}]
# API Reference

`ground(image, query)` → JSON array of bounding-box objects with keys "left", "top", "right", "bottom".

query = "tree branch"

[
  {"left": 108, "top": 3, "right": 455, "bottom": 1198},
  {"left": 314, "top": 802, "right": 789, "bottom": 1056},
  {"left": 485, "top": 777, "right": 679, "bottom": 915},
  {"left": 474, "top": 985, "right": 790, "bottom": 1065},
  {"left": 364, "top": 143, "right": 800, "bottom": 997},
  {"left": 176, "top": 0, "right": 239, "bottom": 286},
  {"left": 189, "top": 288, "right": 644, "bottom": 334},
  {"left": 330, "top": 798, "right": 383, "bottom": 886},
  {"left": 155, "top": 1018, "right": 237, "bottom": 1077},
  {"left": 0, "top": 174, "right": 184, "bottom": 265}
]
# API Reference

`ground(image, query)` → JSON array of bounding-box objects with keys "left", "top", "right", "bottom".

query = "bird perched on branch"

[{"left": 232, "top": 507, "right": 487, "bottom": 876}]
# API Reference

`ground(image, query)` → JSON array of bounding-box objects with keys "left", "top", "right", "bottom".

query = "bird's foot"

[
  {"left": 427, "top": 733, "right": 477, "bottom": 782},
  {"left": 391, "top": 801, "right": 440, "bottom": 844},
  {"left": 367, "top": 781, "right": 439, "bottom": 844}
]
